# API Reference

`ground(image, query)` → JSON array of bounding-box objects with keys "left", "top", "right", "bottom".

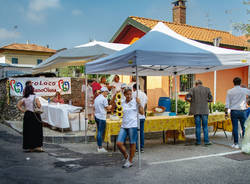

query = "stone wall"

[
  {"left": 0, "top": 77, "right": 85, "bottom": 122},
  {"left": 0, "top": 78, "right": 23, "bottom": 122}
]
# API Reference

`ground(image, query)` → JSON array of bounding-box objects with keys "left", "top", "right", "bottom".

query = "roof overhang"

[{"left": 110, "top": 17, "right": 151, "bottom": 43}]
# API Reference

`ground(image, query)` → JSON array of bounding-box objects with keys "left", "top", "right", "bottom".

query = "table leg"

[
  {"left": 213, "top": 122, "right": 218, "bottom": 136},
  {"left": 162, "top": 131, "right": 165, "bottom": 144},
  {"left": 114, "top": 136, "right": 117, "bottom": 152},
  {"left": 173, "top": 130, "right": 176, "bottom": 144},
  {"left": 222, "top": 121, "right": 228, "bottom": 138}
]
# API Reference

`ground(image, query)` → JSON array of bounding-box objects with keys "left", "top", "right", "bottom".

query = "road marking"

[
  {"left": 56, "top": 158, "right": 82, "bottom": 162},
  {"left": 149, "top": 150, "right": 242, "bottom": 165}
]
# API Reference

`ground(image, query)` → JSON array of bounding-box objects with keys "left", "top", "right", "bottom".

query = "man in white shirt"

[
  {"left": 225, "top": 77, "right": 250, "bottom": 149},
  {"left": 94, "top": 87, "right": 112, "bottom": 153},
  {"left": 132, "top": 84, "right": 148, "bottom": 152}
]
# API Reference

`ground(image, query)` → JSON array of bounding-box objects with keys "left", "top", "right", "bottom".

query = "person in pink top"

[{"left": 52, "top": 91, "right": 64, "bottom": 104}]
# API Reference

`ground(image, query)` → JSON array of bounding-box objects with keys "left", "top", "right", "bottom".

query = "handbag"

[{"left": 33, "top": 95, "right": 43, "bottom": 114}]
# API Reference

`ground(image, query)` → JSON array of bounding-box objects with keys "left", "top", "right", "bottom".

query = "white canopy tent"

[
  {"left": 32, "top": 41, "right": 129, "bottom": 74},
  {"left": 85, "top": 22, "right": 250, "bottom": 168},
  {"left": 32, "top": 40, "right": 129, "bottom": 144},
  {"left": 85, "top": 23, "right": 249, "bottom": 76}
]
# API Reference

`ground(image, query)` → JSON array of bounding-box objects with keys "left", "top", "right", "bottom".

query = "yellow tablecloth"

[{"left": 103, "top": 113, "right": 232, "bottom": 144}]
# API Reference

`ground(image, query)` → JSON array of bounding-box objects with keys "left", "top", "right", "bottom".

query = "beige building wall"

[{"left": 3, "top": 52, "right": 52, "bottom": 66}]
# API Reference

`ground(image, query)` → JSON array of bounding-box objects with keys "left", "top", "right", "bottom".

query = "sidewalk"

[{"left": 3, "top": 120, "right": 96, "bottom": 144}]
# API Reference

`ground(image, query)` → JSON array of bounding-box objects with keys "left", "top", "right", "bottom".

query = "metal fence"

[{"left": 180, "top": 74, "right": 194, "bottom": 92}]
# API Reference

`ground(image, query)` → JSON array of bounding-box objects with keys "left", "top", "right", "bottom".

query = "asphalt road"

[{"left": 1, "top": 122, "right": 250, "bottom": 184}]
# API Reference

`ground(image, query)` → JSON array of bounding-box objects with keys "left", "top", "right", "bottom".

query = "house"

[
  {"left": 0, "top": 43, "right": 56, "bottom": 79},
  {"left": 110, "top": 0, "right": 249, "bottom": 110}
]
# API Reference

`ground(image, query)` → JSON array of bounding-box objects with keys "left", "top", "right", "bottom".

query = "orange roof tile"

[
  {"left": 130, "top": 16, "right": 248, "bottom": 49},
  {"left": 0, "top": 43, "right": 56, "bottom": 53}
]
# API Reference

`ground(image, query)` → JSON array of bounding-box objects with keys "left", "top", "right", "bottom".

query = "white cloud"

[
  {"left": 26, "top": 0, "right": 61, "bottom": 22},
  {"left": 0, "top": 28, "right": 20, "bottom": 41},
  {"left": 72, "top": 9, "right": 83, "bottom": 16}
]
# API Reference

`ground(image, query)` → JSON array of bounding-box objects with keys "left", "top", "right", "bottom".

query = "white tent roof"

[
  {"left": 32, "top": 41, "right": 129, "bottom": 74},
  {"left": 85, "top": 22, "right": 250, "bottom": 76}
]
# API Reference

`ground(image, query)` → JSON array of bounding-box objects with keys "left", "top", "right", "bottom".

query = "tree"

[{"left": 233, "top": 0, "right": 250, "bottom": 50}]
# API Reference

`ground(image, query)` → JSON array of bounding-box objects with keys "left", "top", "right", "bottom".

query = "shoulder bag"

[{"left": 33, "top": 96, "right": 43, "bottom": 114}]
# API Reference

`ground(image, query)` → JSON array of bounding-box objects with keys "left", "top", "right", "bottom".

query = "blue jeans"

[
  {"left": 136, "top": 119, "right": 145, "bottom": 149},
  {"left": 194, "top": 114, "right": 209, "bottom": 144},
  {"left": 117, "top": 127, "right": 138, "bottom": 144},
  {"left": 95, "top": 117, "right": 106, "bottom": 147},
  {"left": 230, "top": 110, "right": 247, "bottom": 144}
]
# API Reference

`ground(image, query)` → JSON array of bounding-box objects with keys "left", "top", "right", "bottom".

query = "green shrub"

[
  {"left": 212, "top": 102, "right": 225, "bottom": 112},
  {"left": 171, "top": 99, "right": 189, "bottom": 115}
]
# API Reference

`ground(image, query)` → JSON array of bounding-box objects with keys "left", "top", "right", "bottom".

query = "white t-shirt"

[
  {"left": 110, "top": 81, "right": 122, "bottom": 96},
  {"left": 132, "top": 90, "right": 148, "bottom": 119},
  {"left": 121, "top": 98, "right": 138, "bottom": 128},
  {"left": 94, "top": 94, "right": 109, "bottom": 120}
]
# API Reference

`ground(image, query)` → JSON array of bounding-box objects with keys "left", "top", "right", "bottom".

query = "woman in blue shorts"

[{"left": 116, "top": 88, "right": 144, "bottom": 168}]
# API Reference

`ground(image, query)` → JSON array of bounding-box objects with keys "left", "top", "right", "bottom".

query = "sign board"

[{"left": 9, "top": 77, "right": 71, "bottom": 96}]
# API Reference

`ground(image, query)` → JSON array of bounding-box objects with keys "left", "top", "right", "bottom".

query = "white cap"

[
  {"left": 121, "top": 83, "right": 127, "bottom": 89},
  {"left": 100, "top": 86, "right": 109, "bottom": 92}
]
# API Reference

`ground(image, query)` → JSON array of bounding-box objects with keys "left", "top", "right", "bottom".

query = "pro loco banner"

[{"left": 9, "top": 77, "right": 71, "bottom": 96}]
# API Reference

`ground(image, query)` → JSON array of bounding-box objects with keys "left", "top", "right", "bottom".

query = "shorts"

[{"left": 117, "top": 127, "right": 137, "bottom": 144}]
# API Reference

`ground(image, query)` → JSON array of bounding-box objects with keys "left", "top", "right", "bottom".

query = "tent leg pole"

[
  {"left": 175, "top": 75, "right": 177, "bottom": 115},
  {"left": 136, "top": 66, "right": 141, "bottom": 169},
  {"left": 214, "top": 71, "right": 216, "bottom": 105},
  {"left": 85, "top": 73, "right": 88, "bottom": 144}
]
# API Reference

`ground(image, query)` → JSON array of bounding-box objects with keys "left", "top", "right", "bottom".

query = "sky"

[{"left": 0, "top": 0, "right": 249, "bottom": 50}]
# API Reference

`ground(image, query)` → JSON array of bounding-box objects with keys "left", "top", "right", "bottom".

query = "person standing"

[
  {"left": 82, "top": 79, "right": 94, "bottom": 123},
  {"left": 91, "top": 79, "right": 102, "bottom": 99},
  {"left": 110, "top": 75, "right": 122, "bottom": 97},
  {"left": 116, "top": 88, "right": 144, "bottom": 168},
  {"left": 132, "top": 84, "right": 148, "bottom": 153},
  {"left": 128, "top": 76, "right": 136, "bottom": 89},
  {"left": 186, "top": 80, "right": 213, "bottom": 146},
  {"left": 51, "top": 91, "right": 64, "bottom": 104},
  {"left": 225, "top": 77, "right": 250, "bottom": 149},
  {"left": 94, "top": 87, "right": 112, "bottom": 153},
  {"left": 17, "top": 85, "right": 44, "bottom": 152}
]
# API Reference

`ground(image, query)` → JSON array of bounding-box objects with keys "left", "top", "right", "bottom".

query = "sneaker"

[
  {"left": 195, "top": 142, "right": 201, "bottom": 146},
  {"left": 97, "top": 147, "right": 107, "bottom": 153},
  {"left": 122, "top": 160, "right": 133, "bottom": 168},
  {"left": 122, "top": 155, "right": 129, "bottom": 162},
  {"left": 141, "top": 148, "right": 144, "bottom": 153},
  {"left": 204, "top": 142, "right": 212, "bottom": 146},
  {"left": 232, "top": 144, "right": 240, "bottom": 149}
]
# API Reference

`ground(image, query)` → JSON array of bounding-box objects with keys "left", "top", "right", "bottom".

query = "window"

[
  {"left": 37, "top": 59, "right": 43, "bottom": 65},
  {"left": 11, "top": 58, "right": 18, "bottom": 64},
  {"left": 180, "top": 74, "right": 194, "bottom": 92}
]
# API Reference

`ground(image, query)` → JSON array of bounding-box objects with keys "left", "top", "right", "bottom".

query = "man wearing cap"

[{"left": 94, "top": 86, "right": 112, "bottom": 153}]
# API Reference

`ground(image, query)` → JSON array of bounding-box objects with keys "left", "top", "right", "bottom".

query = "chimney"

[{"left": 172, "top": 0, "right": 186, "bottom": 24}]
